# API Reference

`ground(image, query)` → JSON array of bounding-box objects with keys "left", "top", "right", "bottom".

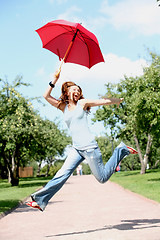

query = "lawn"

[
  {"left": 0, "top": 176, "right": 52, "bottom": 215},
  {"left": 110, "top": 169, "right": 160, "bottom": 203}
]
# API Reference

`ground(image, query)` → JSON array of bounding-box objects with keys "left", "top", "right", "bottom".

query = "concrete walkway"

[{"left": 0, "top": 175, "right": 160, "bottom": 240}]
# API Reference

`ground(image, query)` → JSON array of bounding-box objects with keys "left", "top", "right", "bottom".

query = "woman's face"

[{"left": 67, "top": 85, "right": 81, "bottom": 102}]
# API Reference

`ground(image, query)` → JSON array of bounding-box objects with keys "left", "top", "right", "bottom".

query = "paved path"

[{"left": 0, "top": 175, "right": 160, "bottom": 240}]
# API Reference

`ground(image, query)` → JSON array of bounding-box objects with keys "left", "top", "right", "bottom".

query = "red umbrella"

[{"left": 35, "top": 19, "right": 104, "bottom": 71}]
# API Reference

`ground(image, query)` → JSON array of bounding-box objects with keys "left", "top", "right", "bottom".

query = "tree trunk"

[
  {"left": 45, "top": 164, "right": 50, "bottom": 177},
  {"left": 11, "top": 150, "right": 19, "bottom": 186},
  {"left": 133, "top": 134, "right": 146, "bottom": 174},
  {"left": 7, "top": 165, "right": 11, "bottom": 183},
  {"left": 6, "top": 151, "right": 19, "bottom": 186},
  {"left": 2, "top": 153, "right": 17, "bottom": 185},
  {"left": 7, "top": 162, "right": 19, "bottom": 186},
  {"left": 154, "top": 160, "right": 160, "bottom": 168},
  {"left": 45, "top": 157, "right": 53, "bottom": 177},
  {"left": 134, "top": 133, "right": 153, "bottom": 174},
  {"left": 144, "top": 133, "right": 153, "bottom": 169},
  {"left": 2, "top": 142, "right": 19, "bottom": 186},
  {"left": 37, "top": 159, "right": 42, "bottom": 176}
]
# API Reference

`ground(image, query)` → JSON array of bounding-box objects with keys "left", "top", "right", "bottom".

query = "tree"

[
  {"left": 0, "top": 76, "right": 36, "bottom": 185},
  {"left": 32, "top": 118, "right": 71, "bottom": 177},
  {"left": 93, "top": 52, "right": 160, "bottom": 174},
  {"left": 95, "top": 135, "right": 113, "bottom": 163},
  {"left": 0, "top": 76, "right": 71, "bottom": 185}
]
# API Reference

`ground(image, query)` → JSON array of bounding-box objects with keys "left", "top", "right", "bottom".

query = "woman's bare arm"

[
  {"left": 79, "top": 98, "right": 124, "bottom": 110},
  {"left": 43, "top": 70, "right": 64, "bottom": 111}
]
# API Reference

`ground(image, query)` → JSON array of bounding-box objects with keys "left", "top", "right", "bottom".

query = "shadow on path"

[{"left": 45, "top": 219, "right": 160, "bottom": 238}]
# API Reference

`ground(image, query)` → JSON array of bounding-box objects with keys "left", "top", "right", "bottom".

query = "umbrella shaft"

[
  {"left": 63, "top": 29, "right": 79, "bottom": 62},
  {"left": 72, "top": 29, "right": 79, "bottom": 42}
]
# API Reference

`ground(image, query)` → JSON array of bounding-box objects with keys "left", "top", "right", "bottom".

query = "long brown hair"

[{"left": 57, "top": 81, "right": 90, "bottom": 111}]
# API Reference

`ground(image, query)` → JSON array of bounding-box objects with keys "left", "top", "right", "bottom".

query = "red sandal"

[
  {"left": 26, "top": 201, "right": 43, "bottom": 211},
  {"left": 127, "top": 146, "right": 138, "bottom": 154}
]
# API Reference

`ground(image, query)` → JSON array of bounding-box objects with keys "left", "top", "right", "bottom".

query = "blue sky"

[{"left": 1, "top": 0, "right": 160, "bottom": 136}]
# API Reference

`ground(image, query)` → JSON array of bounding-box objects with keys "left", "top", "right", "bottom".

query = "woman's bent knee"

[{"left": 97, "top": 177, "right": 109, "bottom": 184}]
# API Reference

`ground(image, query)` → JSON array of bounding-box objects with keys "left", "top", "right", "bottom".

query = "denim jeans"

[{"left": 31, "top": 142, "right": 129, "bottom": 211}]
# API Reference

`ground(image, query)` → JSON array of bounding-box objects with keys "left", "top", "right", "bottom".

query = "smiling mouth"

[
  {"left": 73, "top": 94, "right": 80, "bottom": 102},
  {"left": 73, "top": 94, "right": 79, "bottom": 98}
]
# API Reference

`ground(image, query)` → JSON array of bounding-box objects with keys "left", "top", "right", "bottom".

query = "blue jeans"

[{"left": 31, "top": 142, "right": 129, "bottom": 211}]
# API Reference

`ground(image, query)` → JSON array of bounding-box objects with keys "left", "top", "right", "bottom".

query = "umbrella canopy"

[{"left": 36, "top": 19, "right": 104, "bottom": 69}]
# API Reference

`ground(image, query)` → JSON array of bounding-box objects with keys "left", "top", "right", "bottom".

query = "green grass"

[
  {"left": 110, "top": 169, "right": 160, "bottom": 203},
  {"left": 0, "top": 176, "right": 52, "bottom": 215}
]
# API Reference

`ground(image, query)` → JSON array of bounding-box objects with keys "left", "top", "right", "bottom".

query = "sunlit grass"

[
  {"left": 110, "top": 169, "right": 160, "bottom": 203},
  {"left": 0, "top": 176, "right": 52, "bottom": 215}
]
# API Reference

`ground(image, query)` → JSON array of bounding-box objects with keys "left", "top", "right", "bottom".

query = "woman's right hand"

[{"left": 54, "top": 68, "right": 61, "bottom": 81}]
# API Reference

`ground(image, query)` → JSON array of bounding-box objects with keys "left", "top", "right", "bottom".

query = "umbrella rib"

[
  {"left": 43, "top": 29, "right": 76, "bottom": 49},
  {"left": 77, "top": 31, "right": 99, "bottom": 46},
  {"left": 76, "top": 31, "right": 92, "bottom": 68},
  {"left": 77, "top": 31, "right": 103, "bottom": 68},
  {"left": 43, "top": 25, "right": 77, "bottom": 48}
]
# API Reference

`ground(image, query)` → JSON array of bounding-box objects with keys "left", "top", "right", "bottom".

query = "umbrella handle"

[
  {"left": 55, "top": 41, "right": 73, "bottom": 78},
  {"left": 55, "top": 40, "right": 74, "bottom": 78},
  {"left": 55, "top": 59, "right": 64, "bottom": 78},
  {"left": 55, "top": 30, "right": 79, "bottom": 78}
]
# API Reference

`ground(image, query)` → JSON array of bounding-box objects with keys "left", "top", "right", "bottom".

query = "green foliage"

[
  {"left": 49, "top": 162, "right": 64, "bottom": 176},
  {"left": 40, "top": 160, "right": 64, "bottom": 176},
  {"left": 28, "top": 161, "right": 39, "bottom": 177},
  {"left": 120, "top": 154, "right": 141, "bottom": 171},
  {"left": 93, "top": 51, "right": 160, "bottom": 172},
  {"left": 81, "top": 163, "right": 91, "bottom": 175},
  {"left": 95, "top": 136, "right": 140, "bottom": 171},
  {"left": 0, "top": 76, "right": 71, "bottom": 185},
  {"left": 95, "top": 135, "right": 113, "bottom": 164}
]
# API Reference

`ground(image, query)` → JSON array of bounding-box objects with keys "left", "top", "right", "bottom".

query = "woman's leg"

[
  {"left": 84, "top": 142, "right": 130, "bottom": 183},
  {"left": 31, "top": 148, "right": 84, "bottom": 211}
]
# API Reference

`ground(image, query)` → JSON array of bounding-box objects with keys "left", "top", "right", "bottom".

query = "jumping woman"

[{"left": 26, "top": 70, "right": 137, "bottom": 211}]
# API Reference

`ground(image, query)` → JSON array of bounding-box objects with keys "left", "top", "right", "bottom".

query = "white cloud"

[
  {"left": 57, "top": 6, "right": 82, "bottom": 22},
  {"left": 58, "top": 53, "right": 147, "bottom": 83},
  {"left": 100, "top": 0, "right": 160, "bottom": 36},
  {"left": 54, "top": 53, "right": 147, "bottom": 99}
]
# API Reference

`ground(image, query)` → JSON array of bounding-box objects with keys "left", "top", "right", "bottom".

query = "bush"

[
  {"left": 29, "top": 161, "right": 39, "bottom": 177},
  {"left": 82, "top": 163, "right": 91, "bottom": 175},
  {"left": 49, "top": 161, "right": 64, "bottom": 176},
  {"left": 40, "top": 161, "right": 64, "bottom": 177}
]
